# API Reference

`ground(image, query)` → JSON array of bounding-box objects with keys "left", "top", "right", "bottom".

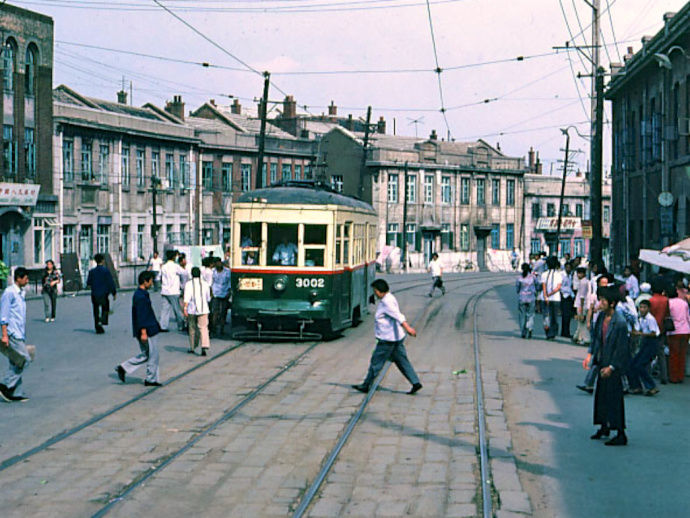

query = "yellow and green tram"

[{"left": 230, "top": 182, "right": 378, "bottom": 339}]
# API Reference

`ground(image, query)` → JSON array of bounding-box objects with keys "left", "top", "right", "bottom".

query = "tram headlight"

[
  {"left": 309, "top": 290, "right": 319, "bottom": 303},
  {"left": 273, "top": 276, "right": 288, "bottom": 292}
]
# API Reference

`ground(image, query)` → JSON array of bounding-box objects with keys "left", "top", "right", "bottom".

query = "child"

[{"left": 628, "top": 300, "right": 660, "bottom": 396}]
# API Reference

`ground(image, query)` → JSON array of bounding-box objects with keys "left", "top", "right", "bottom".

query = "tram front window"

[
  {"left": 269, "top": 224, "right": 298, "bottom": 266},
  {"left": 240, "top": 222, "right": 261, "bottom": 265},
  {"left": 304, "top": 224, "right": 327, "bottom": 267}
]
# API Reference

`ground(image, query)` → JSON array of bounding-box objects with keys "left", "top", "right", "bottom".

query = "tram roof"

[{"left": 237, "top": 183, "right": 375, "bottom": 213}]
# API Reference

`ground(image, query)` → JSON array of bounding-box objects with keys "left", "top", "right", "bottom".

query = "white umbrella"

[{"left": 639, "top": 238, "right": 690, "bottom": 273}]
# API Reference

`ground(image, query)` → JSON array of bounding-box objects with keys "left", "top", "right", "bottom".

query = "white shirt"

[
  {"left": 429, "top": 259, "right": 442, "bottom": 278},
  {"left": 272, "top": 243, "right": 298, "bottom": 266},
  {"left": 374, "top": 292, "right": 407, "bottom": 341},
  {"left": 183, "top": 278, "right": 211, "bottom": 315},
  {"left": 150, "top": 256, "right": 163, "bottom": 273},
  {"left": 201, "top": 266, "right": 214, "bottom": 286},
  {"left": 541, "top": 269, "right": 563, "bottom": 302},
  {"left": 635, "top": 313, "right": 660, "bottom": 336},
  {"left": 161, "top": 260, "right": 184, "bottom": 296}
]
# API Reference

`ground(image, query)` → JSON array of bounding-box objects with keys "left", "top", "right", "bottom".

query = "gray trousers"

[
  {"left": 518, "top": 302, "right": 535, "bottom": 337},
  {"left": 160, "top": 294, "right": 184, "bottom": 331},
  {"left": 2, "top": 335, "right": 30, "bottom": 397},
  {"left": 120, "top": 336, "right": 159, "bottom": 383},
  {"left": 362, "top": 339, "right": 420, "bottom": 388},
  {"left": 42, "top": 290, "right": 57, "bottom": 319}
]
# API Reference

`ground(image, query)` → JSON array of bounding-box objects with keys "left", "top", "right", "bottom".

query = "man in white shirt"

[
  {"left": 623, "top": 265, "right": 640, "bottom": 300},
  {"left": 427, "top": 253, "right": 445, "bottom": 297},
  {"left": 183, "top": 267, "right": 212, "bottom": 356},
  {"left": 541, "top": 256, "right": 563, "bottom": 340},
  {"left": 352, "top": 279, "right": 422, "bottom": 395},
  {"left": 148, "top": 251, "right": 163, "bottom": 292},
  {"left": 272, "top": 236, "right": 298, "bottom": 266},
  {"left": 160, "top": 250, "right": 185, "bottom": 332},
  {"left": 628, "top": 299, "right": 660, "bottom": 396}
]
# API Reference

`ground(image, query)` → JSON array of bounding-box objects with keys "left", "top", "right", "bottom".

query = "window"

[
  {"left": 166, "top": 153, "right": 175, "bottom": 188},
  {"left": 2, "top": 41, "right": 14, "bottom": 92},
  {"left": 476, "top": 178, "right": 485, "bottom": 205},
  {"left": 97, "top": 224, "right": 110, "bottom": 253},
  {"left": 81, "top": 140, "right": 93, "bottom": 181},
  {"left": 151, "top": 151, "right": 160, "bottom": 180},
  {"left": 295, "top": 164, "right": 302, "bottom": 180},
  {"left": 460, "top": 224, "right": 469, "bottom": 251},
  {"left": 136, "top": 149, "right": 145, "bottom": 187},
  {"left": 490, "top": 224, "right": 500, "bottom": 249},
  {"left": 121, "top": 145, "right": 130, "bottom": 187},
  {"left": 559, "top": 239, "right": 571, "bottom": 258},
  {"left": 506, "top": 223, "right": 514, "bottom": 250},
  {"left": 304, "top": 164, "right": 312, "bottom": 179},
  {"left": 424, "top": 174, "right": 434, "bottom": 203},
  {"left": 574, "top": 238, "right": 584, "bottom": 257},
  {"left": 166, "top": 224, "right": 174, "bottom": 244},
  {"left": 492, "top": 179, "right": 500, "bottom": 205},
  {"left": 604, "top": 205, "right": 610, "bottom": 223},
  {"left": 202, "top": 161, "right": 213, "bottom": 190},
  {"left": 507, "top": 179, "right": 515, "bottom": 206},
  {"left": 531, "top": 203, "right": 541, "bottom": 219},
  {"left": 406, "top": 174, "right": 416, "bottom": 203},
  {"left": 136, "top": 224, "right": 145, "bottom": 260},
  {"left": 461, "top": 178, "right": 470, "bottom": 205},
  {"left": 387, "top": 173, "right": 399, "bottom": 202},
  {"left": 24, "top": 128, "right": 35, "bottom": 178},
  {"left": 331, "top": 175, "right": 344, "bottom": 192},
  {"left": 547, "top": 203, "right": 556, "bottom": 217},
  {"left": 121, "top": 225, "right": 129, "bottom": 261},
  {"left": 261, "top": 163, "right": 267, "bottom": 187},
  {"left": 576, "top": 203, "right": 583, "bottom": 218},
  {"left": 63, "top": 139, "right": 74, "bottom": 183},
  {"left": 387, "top": 223, "right": 400, "bottom": 247},
  {"left": 282, "top": 163, "right": 292, "bottom": 181},
  {"left": 222, "top": 163, "right": 232, "bottom": 192},
  {"left": 270, "top": 163, "right": 278, "bottom": 185},
  {"left": 267, "top": 224, "right": 299, "bottom": 266},
  {"left": 179, "top": 155, "right": 188, "bottom": 189},
  {"left": 25, "top": 46, "right": 36, "bottom": 96},
  {"left": 441, "top": 176, "right": 452, "bottom": 204},
  {"left": 33, "top": 218, "right": 53, "bottom": 265},
  {"left": 304, "top": 224, "right": 327, "bottom": 267},
  {"left": 441, "top": 223, "right": 452, "bottom": 250},
  {"left": 406, "top": 223, "right": 416, "bottom": 249},
  {"left": 2, "top": 126, "right": 14, "bottom": 177},
  {"left": 241, "top": 164, "right": 251, "bottom": 191},
  {"left": 63, "top": 225, "right": 75, "bottom": 253},
  {"left": 97, "top": 143, "right": 109, "bottom": 184},
  {"left": 562, "top": 204, "right": 570, "bottom": 217},
  {"left": 531, "top": 238, "right": 541, "bottom": 254}
]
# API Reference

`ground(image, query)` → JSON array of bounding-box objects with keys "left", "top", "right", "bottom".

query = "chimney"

[
  {"left": 641, "top": 35, "right": 652, "bottom": 46},
  {"left": 328, "top": 100, "right": 337, "bottom": 117},
  {"left": 165, "top": 95, "right": 185, "bottom": 121},
  {"left": 664, "top": 12, "right": 676, "bottom": 23},
  {"left": 429, "top": 129, "right": 438, "bottom": 141},
  {"left": 536, "top": 152, "right": 542, "bottom": 175},
  {"left": 528, "top": 146, "right": 535, "bottom": 170},
  {"left": 624, "top": 46, "right": 634, "bottom": 62},
  {"left": 610, "top": 62, "right": 624, "bottom": 76},
  {"left": 347, "top": 114, "right": 354, "bottom": 130},
  {"left": 496, "top": 142, "right": 501, "bottom": 152},
  {"left": 377, "top": 116, "right": 386, "bottom": 134},
  {"left": 210, "top": 99, "right": 216, "bottom": 106},
  {"left": 283, "top": 95, "right": 297, "bottom": 119},
  {"left": 231, "top": 98, "right": 242, "bottom": 115},
  {"left": 117, "top": 90, "right": 127, "bottom": 105}
]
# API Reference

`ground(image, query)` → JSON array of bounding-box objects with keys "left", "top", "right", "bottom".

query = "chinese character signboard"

[
  {"left": 581, "top": 220, "right": 592, "bottom": 239},
  {"left": 536, "top": 217, "right": 582, "bottom": 232},
  {"left": 0, "top": 183, "right": 40, "bottom": 206}
]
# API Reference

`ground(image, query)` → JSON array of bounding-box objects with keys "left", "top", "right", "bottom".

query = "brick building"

[{"left": 1, "top": 3, "right": 54, "bottom": 270}]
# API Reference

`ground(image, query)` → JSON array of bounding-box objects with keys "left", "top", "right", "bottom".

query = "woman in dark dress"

[
  {"left": 41, "top": 260, "right": 60, "bottom": 322},
  {"left": 589, "top": 286, "right": 630, "bottom": 446}
]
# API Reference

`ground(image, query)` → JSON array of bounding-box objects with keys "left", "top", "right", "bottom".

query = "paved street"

[{"left": 1, "top": 273, "right": 688, "bottom": 517}]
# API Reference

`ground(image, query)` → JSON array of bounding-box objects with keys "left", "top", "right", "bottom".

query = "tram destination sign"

[
  {"left": 239, "top": 277, "right": 263, "bottom": 291},
  {"left": 0, "top": 183, "right": 40, "bottom": 206}
]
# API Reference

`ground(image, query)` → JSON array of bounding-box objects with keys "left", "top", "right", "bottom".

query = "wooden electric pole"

[
  {"left": 402, "top": 161, "right": 408, "bottom": 271},
  {"left": 357, "top": 106, "right": 372, "bottom": 199},
  {"left": 555, "top": 129, "right": 571, "bottom": 256},
  {"left": 256, "top": 71, "right": 270, "bottom": 189},
  {"left": 151, "top": 175, "right": 160, "bottom": 254}
]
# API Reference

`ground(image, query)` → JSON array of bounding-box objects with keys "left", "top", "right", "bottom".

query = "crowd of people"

[{"left": 516, "top": 252, "right": 690, "bottom": 446}]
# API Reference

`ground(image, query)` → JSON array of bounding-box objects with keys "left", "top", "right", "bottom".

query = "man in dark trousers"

[
  {"left": 86, "top": 253, "right": 117, "bottom": 334},
  {"left": 588, "top": 286, "right": 630, "bottom": 446},
  {"left": 115, "top": 271, "right": 161, "bottom": 386},
  {"left": 352, "top": 279, "right": 422, "bottom": 395}
]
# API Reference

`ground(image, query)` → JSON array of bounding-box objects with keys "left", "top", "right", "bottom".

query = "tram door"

[{"left": 340, "top": 223, "right": 352, "bottom": 324}]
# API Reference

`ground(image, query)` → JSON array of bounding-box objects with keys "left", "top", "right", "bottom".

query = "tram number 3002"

[{"left": 295, "top": 278, "right": 325, "bottom": 288}]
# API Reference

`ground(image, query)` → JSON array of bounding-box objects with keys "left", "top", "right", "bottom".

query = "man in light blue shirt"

[
  {"left": 623, "top": 266, "right": 640, "bottom": 300},
  {"left": 211, "top": 258, "right": 232, "bottom": 337},
  {"left": 272, "top": 236, "right": 298, "bottom": 266},
  {"left": 352, "top": 279, "right": 422, "bottom": 395},
  {"left": 0, "top": 268, "right": 31, "bottom": 402}
]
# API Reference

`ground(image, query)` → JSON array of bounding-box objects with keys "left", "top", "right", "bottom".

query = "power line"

[
  {"left": 604, "top": 0, "right": 622, "bottom": 62},
  {"left": 423, "top": 0, "right": 451, "bottom": 138}
]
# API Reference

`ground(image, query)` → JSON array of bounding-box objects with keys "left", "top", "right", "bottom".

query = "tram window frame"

[
  {"left": 335, "top": 224, "right": 342, "bottom": 266},
  {"left": 343, "top": 222, "right": 352, "bottom": 265},
  {"left": 239, "top": 222, "right": 262, "bottom": 266},
  {"left": 268, "top": 223, "right": 299, "bottom": 266},
  {"left": 368, "top": 224, "right": 377, "bottom": 262},
  {"left": 303, "top": 224, "right": 327, "bottom": 267},
  {"left": 353, "top": 223, "right": 365, "bottom": 265}
]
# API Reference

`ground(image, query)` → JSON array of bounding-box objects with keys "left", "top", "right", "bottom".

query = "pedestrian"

[
  {"left": 623, "top": 265, "right": 640, "bottom": 300},
  {"left": 635, "top": 282, "right": 652, "bottom": 308},
  {"left": 648, "top": 279, "right": 670, "bottom": 385},
  {"left": 183, "top": 267, "right": 211, "bottom": 356},
  {"left": 577, "top": 274, "right": 610, "bottom": 393},
  {"left": 200, "top": 256, "right": 214, "bottom": 286},
  {"left": 0, "top": 267, "right": 31, "bottom": 402},
  {"left": 148, "top": 251, "right": 163, "bottom": 292},
  {"left": 516, "top": 263, "right": 537, "bottom": 339},
  {"left": 666, "top": 287, "right": 690, "bottom": 383},
  {"left": 210, "top": 258, "right": 232, "bottom": 337},
  {"left": 427, "top": 253, "right": 445, "bottom": 297},
  {"left": 160, "top": 250, "right": 185, "bottom": 332},
  {"left": 541, "top": 256, "right": 563, "bottom": 340},
  {"left": 588, "top": 286, "right": 630, "bottom": 446},
  {"left": 41, "top": 259, "right": 60, "bottom": 322},
  {"left": 560, "top": 262, "right": 575, "bottom": 339},
  {"left": 86, "top": 253, "right": 117, "bottom": 334},
  {"left": 510, "top": 249, "right": 519, "bottom": 271},
  {"left": 628, "top": 300, "right": 660, "bottom": 396},
  {"left": 115, "top": 271, "right": 161, "bottom": 387},
  {"left": 352, "top": 279, "right": 422, "bottom": 394},
  {"left": 573, "top": 267, "right": 591, "bottom": 345}
]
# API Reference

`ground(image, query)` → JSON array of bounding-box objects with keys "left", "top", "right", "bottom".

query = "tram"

[{"left": 230, "top": 181, "right": 378, "bottom": 339}]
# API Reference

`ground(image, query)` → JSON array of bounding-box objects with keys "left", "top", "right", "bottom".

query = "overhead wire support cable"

[
  {"left": 605, "top": 0, "right": 622, "bottom": 62},
  {"left": 423, "top": 0, "right": 451, "bottom": 139}
]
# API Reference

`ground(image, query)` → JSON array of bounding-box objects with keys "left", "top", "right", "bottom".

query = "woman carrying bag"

[{"left": 41, "top": 260, "right": 60, "bottom": 322}]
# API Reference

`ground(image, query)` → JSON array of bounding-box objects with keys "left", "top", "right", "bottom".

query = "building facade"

[
  {"left": 1, "top": 4, "right": 55, "bottom": 271},
  {"left": 607, "top": 6, "right": 690, "bottom": 271}
]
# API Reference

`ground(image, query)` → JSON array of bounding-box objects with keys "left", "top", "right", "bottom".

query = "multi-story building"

[
  {"left": 319, "top": 126, "right": 527, "bottom": 270},
  {"left": 607, "top": 7, "right": 690, "bottom": 271},
  {"left": 53, "top": 85, "right": 198, "bottom": 285},
  {"left": 1, "top": 4, "right": 54, "bottom": 270}
]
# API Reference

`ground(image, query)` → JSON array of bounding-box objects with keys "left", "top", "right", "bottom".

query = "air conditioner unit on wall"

[{"left": 678, "top": 118, "right": 690, "bottom": 136}]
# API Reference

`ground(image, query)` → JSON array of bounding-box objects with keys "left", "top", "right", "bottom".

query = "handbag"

[{"left": 663, "top": 316, "right": 675, "bottom": 333}]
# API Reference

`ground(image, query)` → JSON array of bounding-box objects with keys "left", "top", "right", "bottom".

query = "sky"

[{"left": 8, "top": 0, "right": 690, "bottom": 174}]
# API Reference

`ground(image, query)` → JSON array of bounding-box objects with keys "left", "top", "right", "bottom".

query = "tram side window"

[
  {"left": 335, "top": 225, "right": 342, "bottom": 265},
  {"left": 304, "top": 224, "right": 326, "bottom": 267},
  {"left": 268, "top": 224, "right": 298, "bottom": 266},
  {"left": 240, "top": 222, "right": 262, "bottom": 265},
  {"left": 343, "top": 223, "right": 351, "bottom": 265},
  {"left": 353, "top": 224, "right": 365, "bottom": 265}
]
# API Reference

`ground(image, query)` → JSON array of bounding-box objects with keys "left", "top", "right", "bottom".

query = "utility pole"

[
  {"left": 151, "top": 175, "right": 160, "bottom": 254},
  {"left": 555, "top": 129, "right": 571, "bottom": 256},
  {"left": 589, "top": 0, "right": 603, "bottom": 265},
  {"left": 357, "top": 106, "right": 372, "bottom": 199},
  {"left": 402, "top": 161, "right": 409, "bottom": 272},
  {"left": 256, "top": 71, "right": 270, "bottom": 189}
]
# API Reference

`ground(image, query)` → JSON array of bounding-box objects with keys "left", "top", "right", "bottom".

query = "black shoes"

[
  {"left": 605, "top": 433, "right": 627, "bottom": 446},
  {"left": 590, "top": 427, "right": 610, "bottom": 440},
  {"left": 408, "top": 383, "right": 423, "bottom": 395},
  {"left": 201, "top": 349, "right": 207, "bottom": 357},
  {"left": 115, "top": 365, "right": 126, "bottom": 383},
  {"left": 187, "top": 349, "right": 195, "bottom": 354},
  {"left": 95, "top": 326, "right": 105, "bottom": 334},
  {"left": 10, "top": 394, "right": 29, "bottom": 402},
  {"left": 0, "top": 383, "right": 13, "bottom": 402},
  {"left": 576, "top": 385, "right": 594, "bottom": 394},
  {"left": 352, "top": 384, "right": 370, "bottom": 393},
  {"left": 144, "top": 381, "right": 162, "bottom": 387},
  {"left": 159, "top": 329, "right": 170, "bottom": 333}
]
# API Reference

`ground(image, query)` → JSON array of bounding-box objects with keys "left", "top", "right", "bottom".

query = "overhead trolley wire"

[{"left": 423, "top": 0, "right": 452, "bottom": 139}]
